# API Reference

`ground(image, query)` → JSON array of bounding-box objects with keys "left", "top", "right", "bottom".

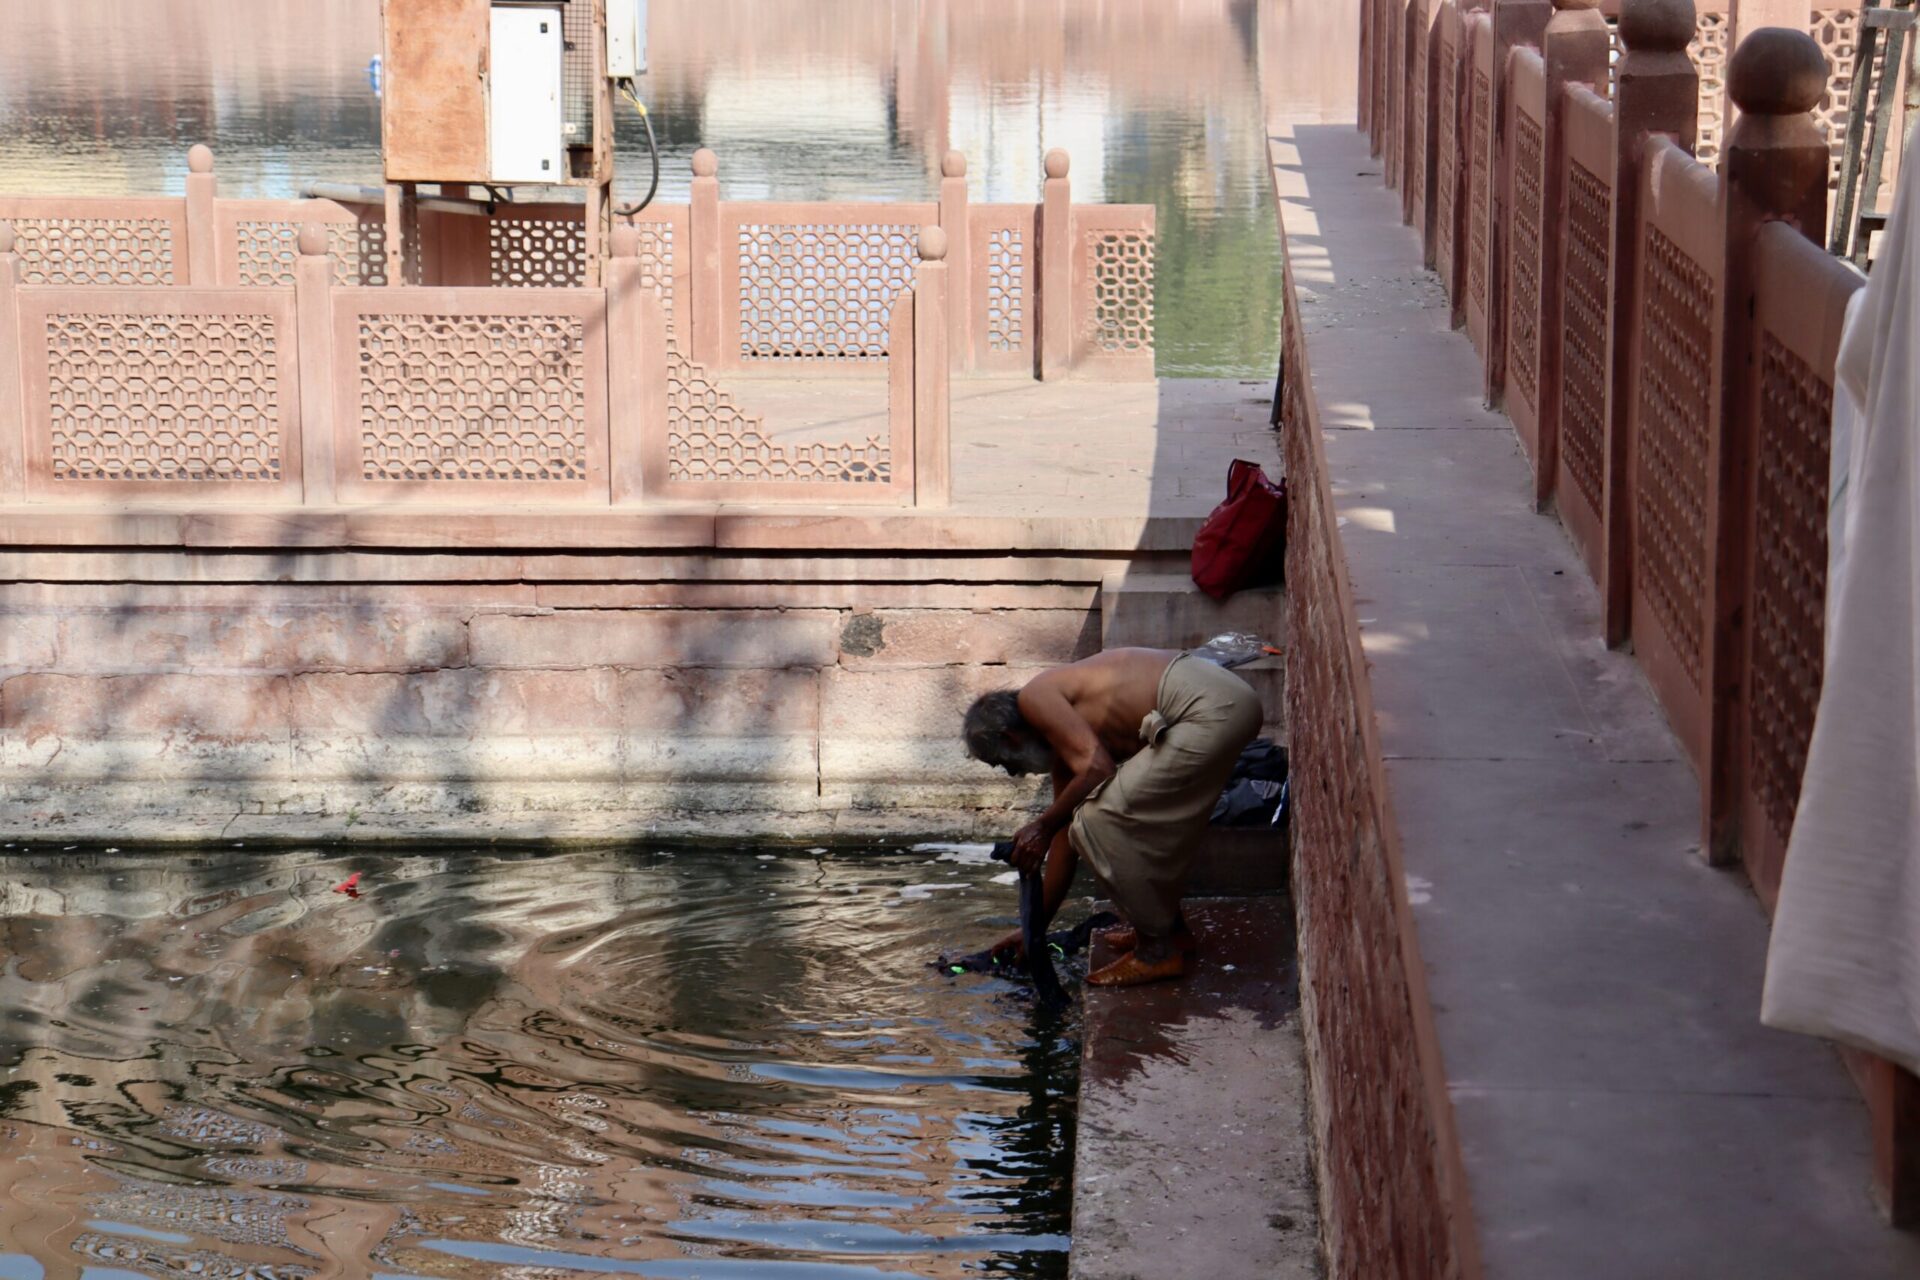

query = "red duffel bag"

[{"left": 1190, "top": 458, "right": 1287, "bottom": 600}]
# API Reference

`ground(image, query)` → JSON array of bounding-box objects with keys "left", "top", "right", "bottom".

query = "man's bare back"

[{"left": 1017, "top": 648, "right": 1178, "bottom": 766}]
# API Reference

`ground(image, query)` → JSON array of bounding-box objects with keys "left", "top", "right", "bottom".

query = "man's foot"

[
  {"left": 1087, "top": 948, "right": 1192, "bottom": 987},
  {"left": 1096, "top": 925, "right": 1198, "bottom": 955}
]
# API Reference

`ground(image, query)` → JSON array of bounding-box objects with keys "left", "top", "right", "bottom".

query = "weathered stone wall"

[
  {"left": 1281, "top": 266, "right": 1472, "bottom": 1278},
  {"left": 0, "top": 571, "right": 1108, "bottom": 842}
]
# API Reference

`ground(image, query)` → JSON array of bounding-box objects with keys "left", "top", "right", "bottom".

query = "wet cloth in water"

[{"left": 1068, "top": 653, "right": 1263, "bottom": 937}]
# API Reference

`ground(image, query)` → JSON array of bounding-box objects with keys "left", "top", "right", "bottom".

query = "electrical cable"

[{"left": 614, "top": 79, "right": 660, "bottom": 217}]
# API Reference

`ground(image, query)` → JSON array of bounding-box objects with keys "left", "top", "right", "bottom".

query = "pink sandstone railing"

[
  {"left": 1358, "top": 0, "right": 1918, "bottom": 1223},
  {"left": 0, "top": 146, "right": 1155, "bottom": 384},
  {"left": 0, "top": 219, "right": 946, "bottom": 509},
  {"left": 0, "top": 145, "right": 1154, "bottom": 513},
  {"left": 1371, "top": 1, "right": 1887, "bottom": 179}
]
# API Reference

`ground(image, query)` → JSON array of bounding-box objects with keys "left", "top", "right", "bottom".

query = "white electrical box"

[
  {"left": 489, "top": 5, "right": 566, "bottom": 182},
  {"left": 607, "top": 0, "right": 647, "bottom": 77}
]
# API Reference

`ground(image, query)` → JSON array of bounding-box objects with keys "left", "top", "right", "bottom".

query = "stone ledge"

[
  {"left": 1070, "top": 898, "right": 1318, "bottom": 1280},
  {"left": 0, "top": 507, "right": 1204, "bottom": 555}
]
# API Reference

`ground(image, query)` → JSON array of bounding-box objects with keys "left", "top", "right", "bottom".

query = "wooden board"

[{"left": 381, "top": 0, "right": 491, "bottom": 183}]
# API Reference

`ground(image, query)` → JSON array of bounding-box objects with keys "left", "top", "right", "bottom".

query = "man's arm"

[{"left": 1007, "top": 674, "right": 1115, "bottom": 871}]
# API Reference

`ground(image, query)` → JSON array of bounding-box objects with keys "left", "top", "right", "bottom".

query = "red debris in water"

[{"left": 332, "top": 872, "right": 363, "bottom": 898}]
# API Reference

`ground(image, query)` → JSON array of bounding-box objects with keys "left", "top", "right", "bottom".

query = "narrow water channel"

[{"left": 0, "top": 846, "right": 1077, "bottom": 1278}]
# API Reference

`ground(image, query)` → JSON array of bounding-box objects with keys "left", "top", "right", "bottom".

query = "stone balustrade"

[{"left": 1353, "top": 0, "right": 1917, "bottom": 1228}]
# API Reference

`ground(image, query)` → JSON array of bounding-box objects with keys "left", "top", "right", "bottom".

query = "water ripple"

[{"left": 0, "top": 847, "right": 1078, "bottom": 1278}]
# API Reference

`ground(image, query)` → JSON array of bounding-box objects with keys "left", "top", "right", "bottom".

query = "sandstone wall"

[
  {"left": 0, "top": 569, "right": 1111, "bottom": 842},
  {"left": 1281, "top": 264, "right": 1473, "bottom": 1277}
]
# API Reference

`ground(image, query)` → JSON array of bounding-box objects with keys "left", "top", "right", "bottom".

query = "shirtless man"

[{"left": 962, "top": 647, "right": 1263, "bottom": 986}]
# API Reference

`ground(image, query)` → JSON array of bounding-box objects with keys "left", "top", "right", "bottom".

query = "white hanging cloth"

[{"left": 1761, "top": 130, "right": 1920, "bottom": 1074}]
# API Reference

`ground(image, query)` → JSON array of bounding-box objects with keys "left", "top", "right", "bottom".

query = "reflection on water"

[
  {"left": 0, "top": 846, "right": 1076, "bottom": 1278},
  {"left": 0, "top": 0, "right": 1282, "bottom": 377}
]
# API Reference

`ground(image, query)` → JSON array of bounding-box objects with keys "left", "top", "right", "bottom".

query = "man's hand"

[{"left": 1009, "top": 819, "right": 1050, "bottom": 874}]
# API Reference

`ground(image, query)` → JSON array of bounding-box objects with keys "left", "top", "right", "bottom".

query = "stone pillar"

[
  {"left": 294, "top": 225, "right": 337, "bottom": 507},
  {"left": 913, "top": 227, "right": 952, "bottom": 508},
  {"left": 689, "top": 148, "right": 722, "bottom": 368},
  {"left": 606, "top": 224, "right": 668, "bottom": 506},
  {"left": 1361, "top": 0, "right": 1376, "bottom": 135},
  {"left": 0, "top": 223, "right": 21, "bottom": 505},
  {"left": 1040, "top": 148, "right": 1072, "bottom": 381},
  {"left": 1704, "top": 28, "right": 1829, "bottom": 859},
  {"left": 939, "top": 150, "right": 972, "bottom": 372},
  {"left": 1601, "top": 0, "right": 1698, "bottom": 647},
  {"left": 184, "top": 144, "right": 218, "bottom": 286},
  {"left": 1488, "top": 0, "right": 1555, "bottom": 405},
  {"left": 1536, "top": 0, "right": 1611, "bottom": 507},
  {"left": 584, "top": 182, "right": 606, "bottom": 288},
  {"left": 383, "top": 182, "right": 417, "bottom": 287}
]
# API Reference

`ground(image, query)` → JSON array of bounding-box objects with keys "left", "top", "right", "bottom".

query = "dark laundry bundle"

[
  {"left": 934, "top": 909, "right": 1121, "bottom": 976},
  {"left": 1210, "top": 737, "right": 1290, "bottom": 828}
]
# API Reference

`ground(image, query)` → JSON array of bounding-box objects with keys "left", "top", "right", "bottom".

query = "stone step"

[
  {"left": 1069, "top": 897, "right": 1320, "bottom": 1280},
  {"left": 1099, "top": 570, "right": 1285, "bottom": 651},
  {"left": 1187, "top": 824, "right": 1290, "bottom": 896}
]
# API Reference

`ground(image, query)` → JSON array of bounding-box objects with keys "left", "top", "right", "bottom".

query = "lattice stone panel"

[
  {"left": 1468, "top": 68, "right": 1492, "bottom": 319},
  {"left": 1085, "top": 230, "right": 1155, "bottom": 354},
  {"left": 737, "top": 223, "right": 919, "bottom": 360},
  {"left": 1635, "top": 226, "right": 1716, "bottom": 688},
  {"left": 1749, "top": 332, "right": 1832, "bottom": 842},
  {"left": 1562, "top": 161, "right": 1612, "bottom": 514},
  {"left": 14, "top": 218, "right": 176, "bottom": 285},
  {"left": 1509, "top": 112, "right": 1545, "bottom": 411},
  {"left": 1691, "top": 13, "right": 1730, "bottom": 168},
  {"left": 987, "top": 226, "right": 1027, "bottom": 352},
  {"left": 356, "top": 313, "right": 589, "bottom": 481},
  {"left": 490, "top": 217, "right": 587, "bottom": 287},
  {"left": 234, "top": 219, "right": 387, "bottom": 287},
  {"left": 45, "top": 311, "right": 282, "bottom": 481},
  {"left": 635, "top": 221, "right": 677, "bottom": 344},
  {"left": 1812, "top": 8, "right": 1861, "bottom": 188},
  {"left": 1437, "top": 31, "right": 1460, "bottom": 289},
  {"left": 1410, "top": 12, "right": 1429, "bottom": 234},
  {"left": 665, "top": 350, "right": 888, "bottom": 483}
]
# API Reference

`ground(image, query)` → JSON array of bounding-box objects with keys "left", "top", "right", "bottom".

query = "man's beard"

[{"left": 1003, "top": 737, "right": 1057, "bottom": 777}]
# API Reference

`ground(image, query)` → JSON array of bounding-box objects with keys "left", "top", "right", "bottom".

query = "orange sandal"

[{"left": 1087, "top": 948, "right": 1193, "bottom": 987}]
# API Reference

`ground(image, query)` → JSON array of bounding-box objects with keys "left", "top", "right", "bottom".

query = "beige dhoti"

[{"left": 1068, "top": 653, "right": 1264, "bottom": 937}]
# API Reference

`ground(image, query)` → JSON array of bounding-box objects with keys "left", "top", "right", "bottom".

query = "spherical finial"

[
  {"left": 942, "top": 150, "right": 967, "bottom": 179},
  {"left": 0, "top": 222, "right": 15, "bottom": 255},
  {"left": 918, "top": 225, "right": 949, "bottom": 262},
  {"left": 612, "top": 223, "right": 642, "bottom": 258},
  {"left": 296, "top": 223, "right": 330, "bottom": 257},
  {"left": 1728, "top": 28, "right": 1829, "bottom": 116},
  {"left": 1044, "top": 148, "right": 1070, "bottom": 180},
  {"left": 1551, "top": 0, "right": 1603, "bottom": 11},
  {"left": 1619, "top": 0, "right": 1698, "bottom": 53},
  {"left": 187, "top": 144, "right": 214, "bottom": 174},
  {"left": 691, "top": 148, "right": 718, "bottom": 178}
]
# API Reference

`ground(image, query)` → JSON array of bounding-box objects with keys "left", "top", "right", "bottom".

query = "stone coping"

[{"left": 0, "top": 508, "right": 1204, "bottom": 554}]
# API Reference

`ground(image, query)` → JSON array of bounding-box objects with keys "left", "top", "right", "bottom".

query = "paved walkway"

[
  {"left": 1270, "top": 103, "right": 1920, "bottom": 1278},
  {"left": 735, "top": 375, "right": 1282, "bottom": 517}
]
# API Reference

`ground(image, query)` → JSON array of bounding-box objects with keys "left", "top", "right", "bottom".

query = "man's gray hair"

[{"left": 963, "top": 689, "right": 1025, "bottom": 766}]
